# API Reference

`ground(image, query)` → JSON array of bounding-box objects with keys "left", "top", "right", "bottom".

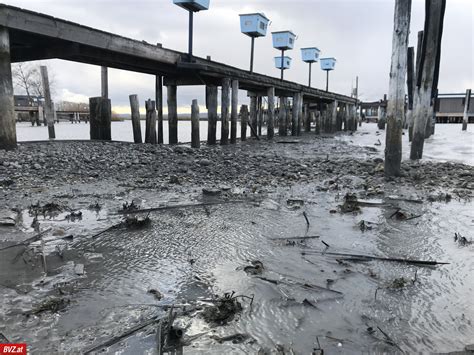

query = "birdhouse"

[
  {"left": 301, "top": 47, "right": 321, "bottom": 63},
  {"left": 274, "top": 56, "right": 292, "bottom": 70},
  {"left": 239, "top": 13, "right": 270, "bottom": 37},
  {"left": 173, "top": 0, "right": 210, "bottom": 12},
  {"left": 272, "top": 31, "right": 296, "bottom": 50},
  {"left": 320, "top": 57, "right": 337, "bottom": 70}
]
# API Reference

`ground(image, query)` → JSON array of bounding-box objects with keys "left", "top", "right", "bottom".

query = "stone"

[
  {"left": 203, "top": 187, "right": 221, "bottom": 196},
  {"left": 199, "top": 159, "right": 212, "bottom": 166},
  {"left": 0, "top": 209, "right": 17, "bottom": 226}
]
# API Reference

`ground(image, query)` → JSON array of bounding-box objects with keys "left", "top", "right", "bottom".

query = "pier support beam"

[
  {"left": 89, "top": 97, "right": 111, "bottom": 140},
  {"left": 330, "top": 100, "right": 338, "bottom": 133},
  {"left": 221, "top": 78, "right": 230, "bottom": 145},
  {"left": 411, "top": 0, "right": 445, "bottom": 160},
  {"left": 230, "top": 80, "right": 239, "bottom": 144},
  {"left": 40, "top": 66, "right": 55, "bottom": 139},
  {"left": 101, "top": 66, "right": 108, "bottom": 98},
  {"left": 129, "top": 94, "right": 142, "bottom": 143},
  {"left": 304, "top": 104, "right": 311, "bottom": 132},
  {"left": 156, "top": 76, "right": 164, "bottom": 144},
  {"left": 0, "top": 26, "right": 16, "bottom": 150},
  {"left": 167, "top": 85, "right": 178, "bottom": 145},
  {"left": 145, "top": 99, "right": 157, "bottom": 144},
  {"left": 462, "top": 89, "right": 471, "bottom": 131},
  {"left": 314, "top": 111, "right": 321, "bottom": 135},
  {"left": 191, "top": 99, "right": 200, "bottom": 148},
  {"left": 278, "top": 97, "right": 287, "bottom": 136},
  {"left": 250, "top": 96, "right": 258, "bottom": 138},
  {"left": 267, "top": 87, "right": 275, "bottom": 139},
  {"left": 206, "top": 85, "right": 218, "bottom": 145},
  {"left": 291, "top": 93, "right": 300, "bottom": 136},
  {"left": 240, "top": 104, "right": 248, "bottom": 141}
]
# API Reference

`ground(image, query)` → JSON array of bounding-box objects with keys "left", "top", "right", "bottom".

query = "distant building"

[{"left": 14, "top": 95, "right": 43, "bottom": 107}]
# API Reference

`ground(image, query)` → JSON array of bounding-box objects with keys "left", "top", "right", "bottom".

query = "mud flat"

[{"left": 0, "top": 129, "right": 473, "bottom": 354}]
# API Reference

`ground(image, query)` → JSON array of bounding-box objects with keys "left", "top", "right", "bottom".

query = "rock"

[
  {"left": 203, "top": 187, "right": 221, "bottom": 196},
  {"left": 169, "top": 175, "right": 180, "bottom": 184},
  {"left": 373, "top": 157, "right": 384, "bottom": 164},
  {"left": 33, "top": 163, "right": 42, "bottom": 170},
  {"left": 0, "top": 209, "right": 17, "bottom": 226},
  {"left": 199, "top": 159, "right": 212, "bottom": 166},
  {"left": 74, "top": 263, "right": 85, "bottom": 275}
]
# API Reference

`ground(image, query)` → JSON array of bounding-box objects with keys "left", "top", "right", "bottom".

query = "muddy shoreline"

[{"left": 1, "top": 129, "right": 473, "bottom": 354}]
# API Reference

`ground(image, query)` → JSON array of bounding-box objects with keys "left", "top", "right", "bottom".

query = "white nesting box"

[
  {"left": 272, "top": 31, "right": 296, "bottom": 50},
  {"left": 320, "top": 57, "right": 337, "bottom": 70},
  {"left": 239, "top": 13, "right": 270, "bottom": 37},
  {"left": 301, "top": 47, "right": 321, "bottom": 63},
  {"left": 173, "top": 0, "right": 210, "bottom": 12},
  {"left": 274, "top": 56, "right": 292, "bottom": 70}
]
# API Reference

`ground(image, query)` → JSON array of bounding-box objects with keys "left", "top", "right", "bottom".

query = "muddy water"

[{"left": 1, "top": 183, "right": 472, "bottom": 353}]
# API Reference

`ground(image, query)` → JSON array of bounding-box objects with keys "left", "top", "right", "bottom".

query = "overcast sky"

[{"left": 5, "top": 0, "right": 474, "bottom": 113}]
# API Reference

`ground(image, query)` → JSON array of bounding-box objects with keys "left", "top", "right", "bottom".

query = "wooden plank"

[
  {"left": 191, "top": 99, "right": 200, "bottom": 148},
  {"left": 167, "top": 85, "right": 178, "bottom": 145},
  {"left": 0, "top": 25, "right": 16, "bottom": 150}
]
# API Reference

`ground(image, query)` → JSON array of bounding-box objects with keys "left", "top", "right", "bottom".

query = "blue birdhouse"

[
  {"left": 272, "top": 31, "right": 296, "bottom": 50},
  {"left": 173, "top": 0, "right": 210, "bottom": 12},
  {"left": 274, "top": 56, "right": 292, "bottom": 70},
  {"left": 320, "top": 57, "right": 337, "bottom": 70},
  {"left": 301, "top": 47, "right": 321, "bottom": 63},
  {"left": 239, "top": 13, "right": 270, "bottom": 38}
]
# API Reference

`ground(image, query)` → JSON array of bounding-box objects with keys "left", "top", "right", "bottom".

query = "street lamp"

[
  {"left": 301, "top": 47, "right": 320, "bottom": 87},
  {"left": 271, "top": 31, "right": 296, "bottom": 81},
  {"left": 320, "top": 57, "right": 336, "bottom": 91},
  {"left": 239, "top": 13, "right": 270, "bottom": 73},
  {"left": 173, "top": 0, "right": 210, "bottom": 59}
]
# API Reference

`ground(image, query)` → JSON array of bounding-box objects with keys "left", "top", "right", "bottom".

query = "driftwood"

[
  {"left": 302, "top": 250, "right": 449, "bottom": 266},
  {"left": 271, "top": 235, "right": 320, "bottom": 241},
  {"left": 247, "top": 120, "right": 260, "bottom": 140},
  {"left": 117, "top": 200, "right": 246, "bottom": 215},
  {"left": 0, "top": 228, "right": 52, "bottom": 251},
  {"left": 256, "top": 276, "right": 343, "bottom": 295}
]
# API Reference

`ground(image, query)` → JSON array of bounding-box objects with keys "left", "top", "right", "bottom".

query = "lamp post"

[
  {"left": 301, "top": 47, "right": 320, "bottom": 87},
  {"left": 271, "top": 31, "right": 296, "bottom": 81},
  {"left": 320, "top": 57, "right": 336, "bottom": 91},
  {"left": 239, "top": 13, "right": 270, "bottom": 73},
  {"left": 173, "top": 0, "right": 210, "bottom": 59}
]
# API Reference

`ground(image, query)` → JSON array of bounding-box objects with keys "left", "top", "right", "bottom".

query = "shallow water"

[{"left": 1, "top": 184, "right": 473, "bottom": 353}]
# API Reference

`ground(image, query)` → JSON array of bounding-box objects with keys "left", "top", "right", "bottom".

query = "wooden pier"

[{"left": 0, "top": 4, "right": 357, "bottom": 150}]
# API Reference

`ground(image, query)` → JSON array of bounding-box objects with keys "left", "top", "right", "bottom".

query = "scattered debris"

[
  {"left": 427, "top": 192, "right": 452, "bottom": 202},
  {"left": 358, "top": 220, "right": 374, "bottom": 231},
  {"left": 203, "top": 187, "right": 221, "bottom": 196},
  {"left": 28, "top": 202, "right": 63, "bottom": 218},
  {"left": 210, "top": 333, "right": 251, "bottom": 344},
  {"left": 88, "top": 202, "right": 102, "bottom": 211},
  {"left": 202, "top": 292, "right": 244, "bottom": 325},
  {"left": 0, "top": 209, "right": 17, "bottom": 226},
  {"left": 389, "top": 208, "right": 422, "bottom": 221},
  {"left": 122, "top": 201, "right": 140, "bottom": 212},
  {"left": 287, "top": 199, "right": 304, "bottom": 210},
  {"left": 65, "top": 210, "right": 82, "bottom": 222},
  {"left": 117, "top": 200, "right": 245, "bottom": 215},
  {"left": 339, "top": 193, "right": 360, "bottom": 213},
  {"left": 374, "top": 139, "right": 382, "bottom": 146},
  {"left": 122, "top": 214, "right": 151, "bottom": 229},
  {"left": 244, "top": 260, "right": 264, "bottom": 275},
  {"left": 454, "top": 232, "right": 472, "bottom": 246},
  {"left": 28, "top": 297, "right": 70, "bottom": 315},
  {"left": 271, "top": 235, "right": 320, "bottom": 241},
  {"left": 74, "top": 263, "right": 85, "bottom": 276},
  {"left": 148, "top": 289, "right": 163, "bottom": 300}
]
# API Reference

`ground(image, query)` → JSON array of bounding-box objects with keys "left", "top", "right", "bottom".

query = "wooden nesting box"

[
  {"left": 301, "top": 47, "right": 321, "bottom": 63},
  {"left": 274, "top": 56, "right": 292, "bottom": 69},
  {"left": 272, "top": 31, "right": 296, "bottom": 50},
  {"left": 320, "top": 57, "right": 337, "bottom": 71},
  {"left": 173, "top": 0, "right": 210, "bottom": 12},
  {"left": 239, "top": 13, "right": 270, "bottom": 37}
]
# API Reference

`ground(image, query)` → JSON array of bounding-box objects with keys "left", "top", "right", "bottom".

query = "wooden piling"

[
  {"left": 256, "top": 96, "right": 263, "bottom": 136},
  {"left": 89, "top": 97, "right": 111, "bottom": 140},
  {"left": 191, "top": 99, "right": 200, "bottom": 148},
  {"left": 240, "top": 104, "right": 248, "bottom": 141},
  {"left": 410, "top": 0, "right": 446, "bottom": 160},
  {"left": 40, "top": 66, "right": 55, "bottom": 139},
  {"left": 167, "top": 85, "right": 178, "bottom": 145},
  {"left": 145, "top": 99, "right": 157, "bottom": 144},
  {"left": 314, "top": 111, "right": 321, "bottom": 135},
  {"left": 156, "top": 76, "right": 164, "bottom": 144},
  {"left": 278, "top": 97, "right": 287, "bottom": 136},
  {"left": 0, "top": 26, "right": 15, "bottom": 150},
  {"left": 221, "top": 78, "right": 230, "bottom": 145},
  {"left": 250, "top": 96, "right": 258, "bottom": 136},
  {"left": 406, "top": 46, "right": 415, "bottom": 136},
  {"left": 409, "top": 31, "right": 424, "bottom": 141},
  {"left": 462, "top": 89, "right": 471, "bottom": 131},
  {"left": 206, "top": 85, "right": 218, "bottom": 145},
  {"left": 129, "top": 95, "right": 142, "bottom": 143},
  {"left": 292, "top": 93, "right": 299, "bottom": 136},
  {"left": 330, "top": 100, "right": 338, "bottom": 133},
  {"left": 230, "top": 80, "right": 239, "bottom": 144},
  {"left": 267, "top": 87, "right": 275, "bottom": 139},
  {"left": 304, "top": 104, "right": 311, "bottom": 132},
  {"left": 101, "top": 66, "right": 108, "bottom": 98}
]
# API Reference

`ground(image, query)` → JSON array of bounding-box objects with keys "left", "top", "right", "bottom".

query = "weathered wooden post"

[
  {"left": 101, "top": 66, "right": 108, "bottom": 98},
  {"left": 291, "top": 93, "right": 299, "bottom": 136},
  {"left": 278, "top": 97, "right": 287, "bottom": 136},
  {"left": 377, "top": 105, "right": 385, "bottom": 129},
  {"left": 340, "top": 104, "right": 346, "bottom": 131},
  {"left": 409, "top": 31, "right": 424, "bottom": 141},
  {"left": 314, "top": 111, "right": 321, "bottom": 135},
  {"left": 191, "top": 99, "right": 200, "bottom": 148},
  {"left": 156, "top": 76, "right": 164, "bottom": 144},
  {"left": 304, "top": 103, "right": 311, "bottom": 132},
  {"left": 221, "top": 78, "right": 230, "bottom": 145},
  {"left": 40, "top": 66, "right": 55, "bottom": 139},
  {"left": 89, "top": 97, "right": 111, "bottom": 140},
  {"left": 257, "top": 96, "right": 263, "bottom": 136},
  {"left": 129, "top": 95, "right": 142, "bottom": 143},
  {"left": 406, "top": 46, "right": 415, "bottom": 134},
  {"left": 230, "top": 80, "right": 239, "bottom": 143},
  {"left": 410, "top": 0, "right": 446, "bottom": 160},
  {"left": 167, "top": 85, "right": 178, "bottom": 144},
  {"left": 240, "top": 104, "right": 249, "bottom": 141},
  {"left": 462, "top": 89, "right": 471, "bottom": 131},
  {"left": 267, "top": 87, "right": 275, "bottom": 139},
  {"left": 385, "top": 0, "right": 412, "bottom": 177},
  {"left": 145, "top": 99, "right": 157, "bottom": 144},
  {"left": 330, "top": 100, "right": 338, "bottom": 133},
  {"left": 250, "top": 95, "right": 258, "bottom": 136},
  {"left": 206, "top": 85, "right": 218, "bottom": 145},
  {"left": 0, "top": 26, "right": 16, "bottom": 150}
]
